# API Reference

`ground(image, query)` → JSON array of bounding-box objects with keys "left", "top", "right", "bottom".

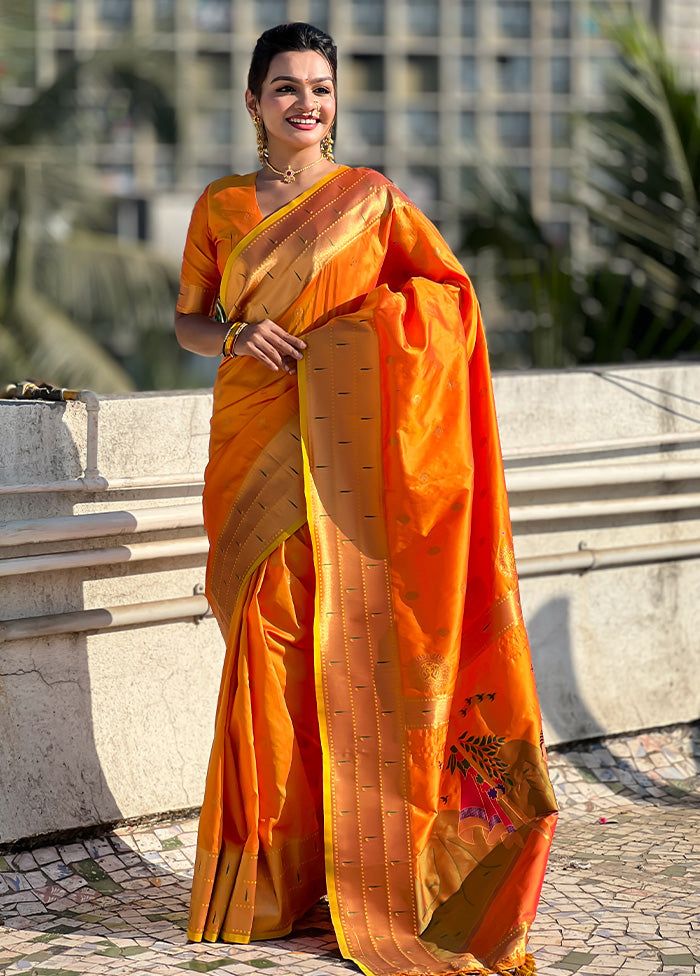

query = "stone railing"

[{"left": 1, "top": 363, "right": 699, "bottom": 843}]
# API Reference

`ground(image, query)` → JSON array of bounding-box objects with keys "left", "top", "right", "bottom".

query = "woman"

[{"left": 175, "top": 22, "right": 557, "bottom": 976}]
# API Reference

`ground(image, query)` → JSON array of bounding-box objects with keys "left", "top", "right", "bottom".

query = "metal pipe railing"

[
  {"left": 2, "top": 536, "right": 698, "bottom": 642},
  {"left": 506, "top": 459, "right": 700, "bottom": 493},
  {"left": 517, "top": 536, "right": 700, "bottom": 577},
  {"left": 0, "top": 595, "right": 211, "bottom": 642},
  {"left": 509, "top": 491, "right": 700, "bottom": 523},
  {"left": 0, "top": 473, "right": 204, "bottom": 496},
  {"left": 0, "top": 504, "right": 204, "bottom": 547},
  {"left": 0, "top": 537, "right": 209, "bottom": 578}
]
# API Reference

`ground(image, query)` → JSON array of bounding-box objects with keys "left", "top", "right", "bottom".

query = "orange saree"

[{"left": 177, "top": 167, "right": 558, "bottom": 976}]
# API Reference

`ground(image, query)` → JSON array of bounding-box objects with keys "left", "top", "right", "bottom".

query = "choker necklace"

[{"left": 264, "top": 154, "right": 325, "bottom": 184}]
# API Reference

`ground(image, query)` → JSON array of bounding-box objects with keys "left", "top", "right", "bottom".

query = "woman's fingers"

[{"left": 233, "top": 319, "right": 306, "bottom": 372}]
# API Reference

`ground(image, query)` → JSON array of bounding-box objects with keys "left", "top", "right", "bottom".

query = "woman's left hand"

[{"left": 233, "top": 318, "right": 306, "bottom": 374}]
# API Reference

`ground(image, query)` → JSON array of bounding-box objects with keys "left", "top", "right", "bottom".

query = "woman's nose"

[{"left": 295, "top": 88, "right": 316, "bottom": 110}]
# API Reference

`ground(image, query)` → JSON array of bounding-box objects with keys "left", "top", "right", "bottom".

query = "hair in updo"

[{"left": 247, "top": 22, "right": 338, "bottom": 107}]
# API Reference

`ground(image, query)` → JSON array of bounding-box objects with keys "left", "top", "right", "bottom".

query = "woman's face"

[{"left": 247, "top": 50, "right": 336, "bottom": 160}]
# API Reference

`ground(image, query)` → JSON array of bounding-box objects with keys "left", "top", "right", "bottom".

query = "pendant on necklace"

[{"left": 283, "top": 169, "right": 295, "bottom": 183}]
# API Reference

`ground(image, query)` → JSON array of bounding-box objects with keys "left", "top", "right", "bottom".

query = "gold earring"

[
  {"left": 321, "top": 131, "right": 334, "bottom": 161},
  {"left": 253, "top": 114, "right": 268, "bottom": 164}
]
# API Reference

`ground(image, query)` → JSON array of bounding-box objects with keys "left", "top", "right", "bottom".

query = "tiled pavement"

[{"left": 1, "top": 725, "right": 698, "bottom": 976}]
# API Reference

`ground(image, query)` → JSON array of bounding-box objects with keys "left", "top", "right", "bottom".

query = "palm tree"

[
  {"left": 0, "top": 10, "right": 186, "bottom": 391},
  {"left": 463, "top": 14, "right": 700, "bottom": 369}
]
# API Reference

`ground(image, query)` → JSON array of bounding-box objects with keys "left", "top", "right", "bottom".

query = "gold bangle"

[{"left": 222, "top": 320, "right": 248, "bottom": 358}]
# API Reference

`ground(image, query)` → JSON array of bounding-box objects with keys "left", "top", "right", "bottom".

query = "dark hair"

[{"left": 247, "top": 22, "right": 338, "bottom": 100}]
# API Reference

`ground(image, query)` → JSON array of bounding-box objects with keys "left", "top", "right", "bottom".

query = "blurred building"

[
  {"left": 657, "top": 0, "right": 700, "bottom": 86},
  {"left": 7, "top": 0, "right": 690, "bottom": 253}
]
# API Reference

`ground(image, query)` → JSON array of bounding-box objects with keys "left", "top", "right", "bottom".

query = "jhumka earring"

[
  {"left": 253, "top": 114, "right": 268, "bottom": 164},
  {"left": 321, "top": 131, "right": 334, "bottom": 161}
]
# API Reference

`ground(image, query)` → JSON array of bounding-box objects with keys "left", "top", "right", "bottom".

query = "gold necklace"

[{"left": 264, "top": 154, "right": 325, "bottom": 184}]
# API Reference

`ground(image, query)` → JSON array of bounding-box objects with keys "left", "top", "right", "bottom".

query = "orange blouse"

[{"left": 176, "top": 174, "right": 261, "bottom": 317}]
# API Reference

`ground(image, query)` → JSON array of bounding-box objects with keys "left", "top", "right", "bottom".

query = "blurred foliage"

[
  {"left": 0, "top": 4, "right": 195, "bottom": 392},
  {"left": 464, "top": 15, "right": 700, "bottom": 368}
]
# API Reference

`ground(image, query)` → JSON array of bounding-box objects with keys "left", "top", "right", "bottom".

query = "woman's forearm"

[{"left": 175, "top": 312, "right": 228, "bottom": 357}]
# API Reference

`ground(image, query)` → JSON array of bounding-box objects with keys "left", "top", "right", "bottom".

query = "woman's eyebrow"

[{"left": 269, "top": 75, "right": 333, "bottom": 84}]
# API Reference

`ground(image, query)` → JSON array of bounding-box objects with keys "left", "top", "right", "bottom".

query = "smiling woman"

[{"left": 174, "top": 22, "right": 557, "bottom": 976}]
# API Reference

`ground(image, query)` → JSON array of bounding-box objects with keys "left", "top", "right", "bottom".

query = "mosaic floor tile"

[{"left": 0, "top": 724, "right": 698, "bottom": 976}]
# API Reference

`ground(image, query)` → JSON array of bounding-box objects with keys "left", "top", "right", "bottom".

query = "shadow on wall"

[
  {"left": 0, "top": 401, "right": 123, "bottom": 848},
  {"left": 528, "top": 596, "right": 605, "bottom": 746},
  {"left": 528, "top": 595, "right": 700, "bottom": 806}
]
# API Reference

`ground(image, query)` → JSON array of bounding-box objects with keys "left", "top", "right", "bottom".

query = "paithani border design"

[
  {"left": 207, "top": 415, "right": 306, "bottom": 639},
  {"left": 460, "top": 589, "right": 524, "bottom": 665},
  {"left": 219, "top": 168, "right": 391, "bottom": 323},
  {"left": 299, "top": 320, "right": 479, "bottom": 976}
]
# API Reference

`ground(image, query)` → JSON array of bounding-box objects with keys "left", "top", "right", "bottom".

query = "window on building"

[
  {"left": 551, "top": 112, "right": 572, "bottom": 147},
  {"left": 496, "top": 1, "right": 531, "bottom": 39},
  {"left": 585, "top": 2, "right": 608, "bottom": 37},
  {"left": 497, "top": 111, "right": 531, "bottom": 147},
  {"left": 551, "top": 56, "right": 571, "bottom": 94},
  {"left": 460, "top": 56, "right": 479, "bottom": 92},
  {"left": 551, "top": 167, "right": 570, "bottom": 197},
  {"left": 461, "top": 112, "right": 476, "bottom": 143},
  {"left": 196, "top": 108, "right": 232, "bottom": 144},
  {"left": 552, "top": 1, "right": 571, "bottom": 39},
  {"left": 350, "top": 0, "right": 385, "bottom": 35},
  {"left": 461, "top": 1, "right": 477, "bottom": 37},
  {"left": 155, "top": 0, "right": 175, "bottom": 31},
  {"left": 98, "top": 0, "right": 132, "bottom": 28},
  {"left": 349, "top": 110, "right": 385, "bottom": 147},
  {"left": 405, "top": 167, "right": 440, "bottom": 212},
  {"left": 405, "top": 110, "right": 439, "bottom": 147},
  {"left": 198, "top": 164, "right": 231, "bottom": 187},
  {"left": 347, "top": 54, "right": 385, "bottom": 92},
  {"left": 308, "top": 0, "right": 330, "bottom": 32},
  {"left": 406, "top": 0, "right": 439, "bottom": 36},
  {"left": 100, "top": 165, "right": 135, "bottom": 195},
  {"left": 586, "top": 56, "right": 613, "bottom": 96},
  {"left": 460, "top": 166, "right": 478, "bottom": 195},
  {"left": 196, "top": 53, "right": 231, "bottom": 91},
  {"left": 513, "top": 166, "right": 531, "bottom": 195},
  {"left": 497, "top": 55, "right": 531, "bottom": 92},
  {"left": 195, "top": 0, "right": 231, "bottom": 31},
  {"left": 255, "top": 0, "right": 288, "bottom": 30},
  {"left": 155, "top": 147, "right": 175, "bottom": 188},
  {"left": 405, "top": 55, "right": 439, "bottom": 93}
]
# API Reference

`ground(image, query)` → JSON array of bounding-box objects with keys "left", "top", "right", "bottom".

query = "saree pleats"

[
  {"left": 189, "top": 526, "right": 326, "bottom": 943},
  {"left": 184, "top": 168, "right": 557, "bottom": 974}
]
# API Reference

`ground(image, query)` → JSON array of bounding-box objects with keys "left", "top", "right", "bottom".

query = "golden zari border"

[
  {"left": 207, "top": 415, "right": 306, "bottom": 637},
  {"left": 300, "top": 320, "right": 459, "bottom": 976}
]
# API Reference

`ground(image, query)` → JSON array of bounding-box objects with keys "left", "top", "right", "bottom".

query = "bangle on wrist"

[{"left": 222, "top": 320, "right": 248, "bottom": 358}]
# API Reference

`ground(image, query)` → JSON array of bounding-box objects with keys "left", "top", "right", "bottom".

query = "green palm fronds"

[{"left": 464, "top": 15, "right": 700, "bottom": 367}]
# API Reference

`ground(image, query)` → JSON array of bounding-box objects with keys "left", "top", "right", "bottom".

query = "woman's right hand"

[{"left": 233, "top": 319, "right": 307, "bottom": 374}]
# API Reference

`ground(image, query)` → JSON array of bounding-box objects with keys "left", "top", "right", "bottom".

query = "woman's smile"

[{"left": 286, "top": 115, "right": 320, "bottom": 129}]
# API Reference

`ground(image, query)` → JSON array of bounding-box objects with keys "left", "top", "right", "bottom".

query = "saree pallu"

[{"left": 187, "top": 167, "right": 558, "bottom": 976}]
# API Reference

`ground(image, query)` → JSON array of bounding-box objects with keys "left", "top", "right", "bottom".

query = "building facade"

[{"left": 8, "top": 0, "right": 680, "bottom": 251}]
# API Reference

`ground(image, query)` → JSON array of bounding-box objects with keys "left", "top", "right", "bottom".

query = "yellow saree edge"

[
  {"left": 219, "top": 166, "right": 351, "bottom": 309},
  {"left": 218, "top": 515, "right": 308, "bottom": 646},
  {"left": 297, "top": 355, "right": 353, "bottom": 966}
]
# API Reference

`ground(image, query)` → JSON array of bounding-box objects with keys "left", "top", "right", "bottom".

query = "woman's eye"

[{"left": 315, "top": 87, "right": 331, "bottom": 95}]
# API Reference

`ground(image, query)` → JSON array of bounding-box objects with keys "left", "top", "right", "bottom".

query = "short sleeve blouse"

[{"left": 176, "top": 174, "right": 261, "bottom": 316}]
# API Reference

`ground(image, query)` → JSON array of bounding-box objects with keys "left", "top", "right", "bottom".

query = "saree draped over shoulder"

[{"left": 177, "top": 168, "right": 558, "bottom": 976}]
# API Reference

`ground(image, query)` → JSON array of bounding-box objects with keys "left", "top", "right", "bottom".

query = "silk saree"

[{"left": 177, "top": 166, "right": 558, "bottom": 976}]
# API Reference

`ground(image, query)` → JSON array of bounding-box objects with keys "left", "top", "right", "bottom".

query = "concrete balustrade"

[{"left": 1, "top": 364, "right": 699, "bottom": 844}]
